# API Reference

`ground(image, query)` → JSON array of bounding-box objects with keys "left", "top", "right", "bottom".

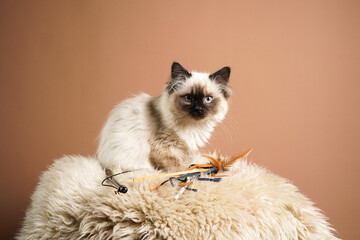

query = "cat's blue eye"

[
  {"left": 184, "top": 95, "right": 192, "bottom": 102},
  {"left": 204, "top": 96, "right": 213, "bottom": 103}
]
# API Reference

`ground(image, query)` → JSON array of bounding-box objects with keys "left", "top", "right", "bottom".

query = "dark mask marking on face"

[
  {"left": 176, "top": 85, "right": 219, "bottom": 120},
  {"left": 166, "top": 62, "right": 192, "bottom": 94}
]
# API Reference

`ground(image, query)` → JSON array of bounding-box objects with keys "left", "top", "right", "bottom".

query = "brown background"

[{"left": 1, "top": 1, "right": 359, "bottom": 239}]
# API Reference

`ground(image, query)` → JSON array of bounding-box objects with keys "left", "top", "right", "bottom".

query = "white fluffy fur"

[
  {"left": 97, "top": 71, "right": 229, "bottom": 172},
  {"left": 97, "top": 93, "right": 154, "bottom": 171},
  {"left": 18, "top": 155, "right": 339, "bottom": 240}
]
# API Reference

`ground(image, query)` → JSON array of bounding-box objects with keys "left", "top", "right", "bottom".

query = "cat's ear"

[
  {"left": 209, "top": 67, "right": 231, "bottom": 99},
  {"left": 171, "top": 62, "right": 191, "bottom": 81},
  {"left": 167, "top": 62, "right": 192, "bottom": 93},
  {"left": 209, "top": 67, "right": 231, "bottom": 85}
]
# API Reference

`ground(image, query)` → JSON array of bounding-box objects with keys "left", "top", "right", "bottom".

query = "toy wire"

[{"left": 101, "top": 170, "right": 133, "bottom": 194}]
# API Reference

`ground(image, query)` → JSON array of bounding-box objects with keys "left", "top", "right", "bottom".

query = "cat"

[{"left": 97, "top": 62, "right": 231, "bottom": 173}]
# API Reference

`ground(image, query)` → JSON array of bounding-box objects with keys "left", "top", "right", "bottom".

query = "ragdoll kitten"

[{"left": 97, "top": 62, "right": 231, "bottom": 173}]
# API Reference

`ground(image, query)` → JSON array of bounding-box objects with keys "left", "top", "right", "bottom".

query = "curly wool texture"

[{"left": 18, "top": 155, "right": 339, "bottom": 240}]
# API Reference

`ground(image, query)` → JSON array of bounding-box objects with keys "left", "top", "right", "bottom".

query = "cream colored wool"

[{"left": 18, "top": 155, "right": 339, "bottom": 240}]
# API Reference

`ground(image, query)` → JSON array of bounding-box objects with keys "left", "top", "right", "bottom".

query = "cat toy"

[
  {"left": 101, "top": 171, "right": 131, "bottom": 195},
  {"left": 133, "top": 147, "right": 253, "bottom": 198}
]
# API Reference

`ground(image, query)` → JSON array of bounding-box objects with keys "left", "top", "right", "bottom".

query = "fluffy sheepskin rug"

[{"left": 18, "top": 155, "right": 339, "bottom": 240}]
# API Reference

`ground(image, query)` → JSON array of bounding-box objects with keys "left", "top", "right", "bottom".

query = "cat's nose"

[{"left": 194, "top": 105, "right": 204, "bottom": 114}]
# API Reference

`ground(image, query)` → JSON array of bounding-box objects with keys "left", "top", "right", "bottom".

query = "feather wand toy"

[{"left": 132, "top": 147, "right": 253, "bottom": 193}]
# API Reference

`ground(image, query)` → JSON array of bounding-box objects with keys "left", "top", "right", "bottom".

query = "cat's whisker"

[
  {"left": 231, "top": 115, "right": 242, "bottom": 134},
  {"left": 221, "top": 121, "right": 233, "bottom": 144},
  {"left": 215, "top": 124, "right": 228, "bottom": 146},
  {"left": 224, "top": 116, "right": 241, "bottom": 139},
  {"left": 222, "top": 121, "right": 232, "bottom": 142}
]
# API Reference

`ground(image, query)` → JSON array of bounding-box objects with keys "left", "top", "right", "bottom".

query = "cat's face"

[{"left": 166, "top": 62, "right": 231, "bottom": 123}]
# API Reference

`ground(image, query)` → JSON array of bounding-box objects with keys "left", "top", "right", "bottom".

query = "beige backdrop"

[{"left": 1, "top": 1, "right": 359, "bottom": 239}]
